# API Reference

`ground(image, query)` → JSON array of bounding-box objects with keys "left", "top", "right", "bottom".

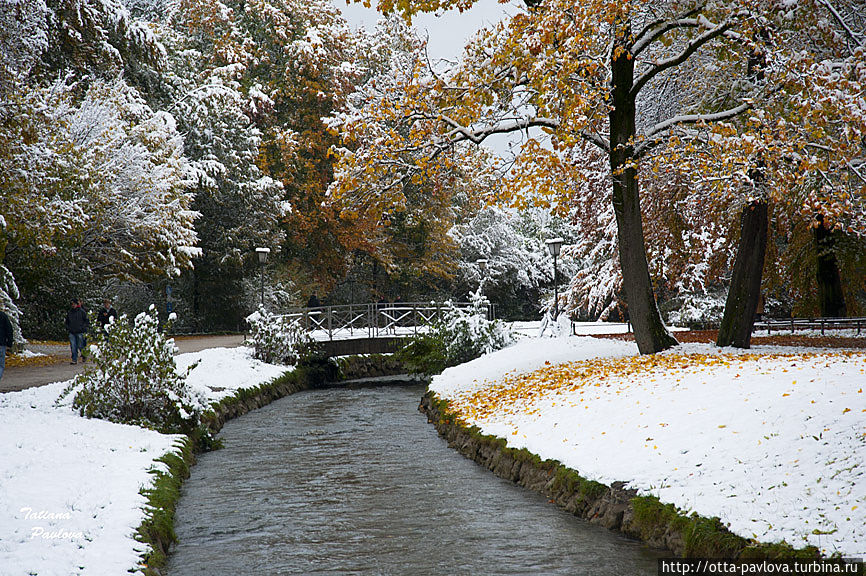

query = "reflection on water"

[{"left": 167, "top": 384, "right": 660, "bottom": 575}]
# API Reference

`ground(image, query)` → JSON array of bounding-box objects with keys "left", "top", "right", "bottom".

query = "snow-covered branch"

[
  {"left": 580, "top": 130, "right": 610, "bottom": 152},
  {"left": 631, "top": 4, "right": 706, "bottom": 57},
  {"left": 634, "top": 102, "right": 750, "bottom": 158},
  {"left": 817, "top": 0, "right": 864, "bottom": 53},
  {"left": 631, "top": 13, "right": 742, "bottom": 99},
  {"left": 441, "top": 115, "right": 560, "bottom": 145},
  {"left": 846, "top": 160, "right": 866, "bottom": 186}
]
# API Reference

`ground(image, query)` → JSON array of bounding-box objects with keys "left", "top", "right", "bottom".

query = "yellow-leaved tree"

[{"left": 331, "top": 0, "right": 865, "bottom": 353}]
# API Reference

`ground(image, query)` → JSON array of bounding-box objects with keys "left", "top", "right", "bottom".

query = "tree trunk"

[
  {"left": 609, "top": 39, "right": 678, "bottom": 355},
  {"left": 717, "top": 200, "right": 768, "bottom": 348},
  {"left": 814, "top": 217, "right": 846, "bottom": 317},
  {"left": 191, "top": 269, "right": 201, "bottom": 332}
]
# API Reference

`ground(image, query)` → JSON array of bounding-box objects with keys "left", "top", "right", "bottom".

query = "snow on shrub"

[
  {"left": 58, "top": 306, "right": 206, "bottom": 432},
  {"left": 245, "top": 307, "right": 311, "bottom": 365},
  {"left": 0, "top": 263, "right": 24, "bottom": 347},
  {"left": 537, "top": 311, "right": 573, "bottom": 337},
  {"left": 662, "top": 290, "right": 727, "bottom": 329},
  {"left": 398, "top": 290, "right": 514, "bottom": 374}
]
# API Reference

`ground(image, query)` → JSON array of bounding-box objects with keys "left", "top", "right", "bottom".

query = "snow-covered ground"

[
  {"left": 15, "top": 349, "right": 46, "bottom": 358},
  {"left": 430, "top": 336, "right": 866, "bottom": 557},
  {"left": 3, "top": 333, "right": 863, "bottom": 574},
  {"left": 0, "top": 346, "right": 287, "bottom": 576},
  {"left": 514, "top": 319, "right": 688, "bottom": 337},
  {"left": 176, "top": 346, "right": 289, "bottom": 404}
]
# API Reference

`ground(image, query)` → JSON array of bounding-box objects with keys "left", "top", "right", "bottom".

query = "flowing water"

[{"left": 166, "top": 384, "right": 661, "bottom": 575}]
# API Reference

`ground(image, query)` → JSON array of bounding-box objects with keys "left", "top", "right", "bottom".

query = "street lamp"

[
  {"left": 476, "top": 258, "right": 490, "bottom": 319},
  {"left": 255, "top": 247, "right": 270, "bottom": 308},
  {"left": 546, "top": 238, "right": 564, "bottom": 319}
]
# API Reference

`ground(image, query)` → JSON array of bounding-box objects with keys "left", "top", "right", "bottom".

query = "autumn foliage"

[{"left": 330, "top": 0, "right": 865, "bottom": 348}]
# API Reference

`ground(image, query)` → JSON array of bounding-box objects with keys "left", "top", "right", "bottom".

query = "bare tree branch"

[{"left": 440, "top": 115, "right": 560, "bottom": 145}]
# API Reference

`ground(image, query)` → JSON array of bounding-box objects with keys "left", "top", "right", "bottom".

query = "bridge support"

[{"left": 317, "top": 337, "right": 407, "bottom": 357}]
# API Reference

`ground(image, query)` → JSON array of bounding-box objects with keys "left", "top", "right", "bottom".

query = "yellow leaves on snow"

[{"left": 449, "top": 350, "right": 866, "bottom": 425}]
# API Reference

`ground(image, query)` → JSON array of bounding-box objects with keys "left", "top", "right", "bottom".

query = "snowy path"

[{"left": 1, "top": 335, "right": 246, "bottom": 394}]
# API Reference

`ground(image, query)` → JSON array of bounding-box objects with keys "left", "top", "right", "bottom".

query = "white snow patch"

[
  {"left": 14, "top": 350, "right": 46, "bottom": 359},
  {"left": 0, "top": 346, "right": 288, "bottom": 574},
  {"left": 0, "top": 381, "right": 181, "bottom": 575},
  {"left": 177, "top": 346, "right": 290, "bottom": 403},
  {"left": 431, "top": 336, "right": 866, "bottom": 556}
]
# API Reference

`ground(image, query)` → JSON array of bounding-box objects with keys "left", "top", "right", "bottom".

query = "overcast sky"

[
  {"left": 332, "top": 0, "right": 519, "bottom": 63},
  {"left": 331, "top": 0, "right": 529, "bottom": 159}
]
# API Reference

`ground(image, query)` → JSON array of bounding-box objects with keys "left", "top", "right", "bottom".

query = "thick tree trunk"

[
  {"left": 609, "top": 41, "right": 678, "bottom": 355},
  {"left": 814, "top": 217, "right": 847, "bottom": 318},
  {"left": 717, "top": 200, "right": 768, "bottom": 348}
]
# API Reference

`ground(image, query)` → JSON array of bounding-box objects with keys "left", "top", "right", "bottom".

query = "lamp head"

[{"left": 546, "top": 238, "right": 564, "bottom": 257}]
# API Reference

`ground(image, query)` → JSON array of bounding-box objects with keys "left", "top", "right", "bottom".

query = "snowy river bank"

[{"left": 1, "top": 332, "right": 863, "bottom": 574}]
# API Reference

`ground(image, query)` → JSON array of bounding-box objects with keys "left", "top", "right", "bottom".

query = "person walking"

[
  {"left": 97, "top": 298, "right": 117, "bottom": 332},
  {"left": 0, "top": 308, "right": 13, "bottom": 382},
  {"left": 65, "top": 298, "right": 89, "bottom": 364}
]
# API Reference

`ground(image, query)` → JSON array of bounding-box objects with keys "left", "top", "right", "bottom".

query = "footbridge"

[{"left": 282, "top": 301, "right": 494, "bottom": 357}]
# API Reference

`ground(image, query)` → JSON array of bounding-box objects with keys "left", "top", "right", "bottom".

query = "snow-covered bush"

[
  {"left": 661, "top": 289, "right": 727, "bottom": 329},
  {"left": 537, "top": 311, "right": 574, "bottom": 338},
  {"left": 451, "top": 205, "right": 582, "bottom": 320},
  {"left": 0, "top": 262, "right": 24, "bottom": 348},
  {"left": 58, "top": 307, "right": 205, "bottom": 432},
  {"left": 398, "top": 290, "right": 513, "bottom": 374},
  {"left": 246, "top": 307, "right": 311, "bottom": 365}
]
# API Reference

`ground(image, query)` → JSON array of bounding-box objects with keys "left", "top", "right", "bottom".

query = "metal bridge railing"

[
  {"left": 753, "top": 317, "right": 865, "bottom": 336},
  {"left": 281, "top": 301, "right": 492, "bottom": 341}
]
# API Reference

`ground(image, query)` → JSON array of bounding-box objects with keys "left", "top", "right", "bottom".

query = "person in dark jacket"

[
  {"left": 306, "top": 293, "right": 321, "bottom": 309},
  {"left": 97, "top": 299, "right": 117, "bottom": 332},
  {"left": 0, "top": 308, "right": 13, "bottom": 382},
  {"left": 65, "top": 299, "right": 89, "bottom": 364}
]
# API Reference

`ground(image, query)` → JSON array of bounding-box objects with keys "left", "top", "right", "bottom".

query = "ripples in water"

[{"left": 167, "top": 384, "right": 661, "bottom": 575}]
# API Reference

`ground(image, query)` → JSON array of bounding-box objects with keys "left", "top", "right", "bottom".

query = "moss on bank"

[
  {"left": 137, "top": 437, "right": 195, "bottom": 575},
  {"left": 420, "top": 390, "right": 822, "bottom": 560}
]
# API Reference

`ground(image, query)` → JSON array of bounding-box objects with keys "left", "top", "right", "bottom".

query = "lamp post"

[
  {"left": 476, "top": 258, "right": 490, "bottom": 319},
  {"left": 255, "top": 247, "right": 270, "bottom": 308},
  {"left": 546, "top": 238, "right": 563, "bottom": 319}
]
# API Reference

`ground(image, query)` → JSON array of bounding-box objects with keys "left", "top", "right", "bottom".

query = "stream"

[{"left": 166, "top": 384, "right": 660, "bottom": 575}]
